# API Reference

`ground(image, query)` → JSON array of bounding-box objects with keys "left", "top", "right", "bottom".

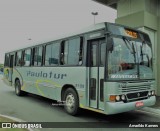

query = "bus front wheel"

[
  {"left": 63, "top": 88, "right": 79, "bottom": 115},
  {"left": 15, "top": 80, "right": 23, "bottom": 96}
]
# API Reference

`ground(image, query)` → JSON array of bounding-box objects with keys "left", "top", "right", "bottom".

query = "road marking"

[{"left": 137, "top": 109, "right": 160, "bottom": 117}]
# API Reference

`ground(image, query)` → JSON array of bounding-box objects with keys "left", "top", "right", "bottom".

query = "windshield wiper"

[
  {"left": 131, "top": 42, "right": 137, "bottom": 64},
  {"left": 140, "top": 41, "right": 150, "bottom": 67},
  {"left": 131, "top": 42, "right": 136, "bottom": 54},
  {"left": 122, "top": 37, "right": 137, "bottom": 63},
  {"left": 122, "top": 37, "right": 134, "bottom": 54}
]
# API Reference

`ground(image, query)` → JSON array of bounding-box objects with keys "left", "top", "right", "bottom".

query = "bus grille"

[
  {"left": 127, "top": 91, "right": 148, "bottom": 99},
  {"left": 119, "top": 84, "right": 151, "bottom": 93},
  {"left": 118, "top": 82, "right": 152, "bottom": 102}
]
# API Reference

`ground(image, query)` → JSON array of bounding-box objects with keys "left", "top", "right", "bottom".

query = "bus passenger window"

[
  {"left": 60, "top": 42, "right": 65, "bottom": 65},
  {"left": 32, "top": 48, "right": 36, "bottom": 66},
  {"left": 45, "top": 44, "right": 52, "bottom": 65},
  {"left": 4, "top": 54, "right": 10, "bottom": 67},
  {"left": 15, "top": 51, "right": 22, "bottom": 66},
  {"left": 61, "top": 37, "right": 81, "bottom": 65},
  {"left": 79, "top": 37, "right": 83, "bottom": 65},
  {"left": 21, "top": 50, "right": 25, "bottom": 66},
  {"left": 37, "top": 47, "right": 42, "bottom": 66},
  {"left": 33, "top": 47, "right": 42, "bottom": 66},
  {"left": 24, "top": 49, "right": 31, "bottom": 66},
  {"left": 45, "top": 43, "right": 60, "bottom": 66},
  {"left": 64, "top": 40, "right": 69, "bottom": 64}
]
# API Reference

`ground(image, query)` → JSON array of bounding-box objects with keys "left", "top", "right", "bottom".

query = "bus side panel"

[
  {"left": 12, "top": 67, "right": 87, "bottom": 107},
  {"left": 55, "top": 67, "right": 87, "bottom": 106}
]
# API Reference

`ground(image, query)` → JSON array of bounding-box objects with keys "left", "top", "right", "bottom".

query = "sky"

[{"left": 0, "top": 0, "right": 117, "bottom": 63}]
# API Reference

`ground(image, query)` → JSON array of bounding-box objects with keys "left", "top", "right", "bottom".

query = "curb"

[
  {"left": 0, "top": 114, "right": 25, "bottom": 122},
  {"left": 0, "top": 114, "right": 35, "bottom": 131}
]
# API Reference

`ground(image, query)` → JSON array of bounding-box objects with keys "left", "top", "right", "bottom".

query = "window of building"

[{"left": 45, "top": 43, "right": 60, "bottom": 66}]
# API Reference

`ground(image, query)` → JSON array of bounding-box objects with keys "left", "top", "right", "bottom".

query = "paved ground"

[{"left": 0, "top": 74, "right": 160, "bottom": 131}]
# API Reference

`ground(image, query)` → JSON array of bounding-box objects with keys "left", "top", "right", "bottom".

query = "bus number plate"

[{"left": 135, "top": 101, "right": 144, "bottom": 107}]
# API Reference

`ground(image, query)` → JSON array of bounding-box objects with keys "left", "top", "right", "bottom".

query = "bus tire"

[
  {"left": 15, "top": 80, "right": 24, "bottom": 96},
  {"left": 63, "top": 88, "right": 79, "bottom": 116}
]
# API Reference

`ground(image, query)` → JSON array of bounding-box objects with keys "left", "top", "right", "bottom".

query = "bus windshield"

[{"left": 108, "top": 37, "right": 153, "bottom": 80}]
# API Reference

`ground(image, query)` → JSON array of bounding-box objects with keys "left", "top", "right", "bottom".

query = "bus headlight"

[
  {"left": 109, "top": 95, "right": 120, "bottom": 102},
  {"left": 148, "top": 91, "right": 151, "bottom": 96},
  {"left": 121, "top": 95, "right": 126, "bottom": 100},
  {"left": 116, "top": 95, "right": 120, "bottom": 101},
  {"left": 109, "top": 95, "right": 126, "bottom": 102}
]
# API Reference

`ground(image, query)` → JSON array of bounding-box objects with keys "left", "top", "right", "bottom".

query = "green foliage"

[
  {"left": 0, "top": 64, "right": 4, "bottom": 72},
  {"left": 0, "top": 116, "right": 28, "bottom": 131},
  {"left": 0, "top": 64, "right": 3, "bottom": 68}
]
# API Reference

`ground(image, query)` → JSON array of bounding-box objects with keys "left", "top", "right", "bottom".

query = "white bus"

[{"left": 3, "top": 22, "right": 156, "bottom": 115}]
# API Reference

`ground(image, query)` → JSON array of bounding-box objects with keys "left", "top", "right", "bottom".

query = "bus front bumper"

[{"left": 105, "top": 96, "right": 156, "bottom": 115}]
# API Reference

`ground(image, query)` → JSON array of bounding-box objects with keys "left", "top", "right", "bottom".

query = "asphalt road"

[{"left": 0, "top": 74, "right": 160, "bottom": 131}]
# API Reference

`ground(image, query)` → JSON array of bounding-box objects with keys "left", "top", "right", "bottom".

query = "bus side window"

[
  {"left": 4, "top": 54, "right": 10, "bottom": 67},
  {"left": 15, "top": 52, "right": 17, "bottom": 66},
  {"left": 45, "top": 43, "right": 60, "bottom": 66},
  {"left": 37, "top": 46, "right": 43, "bottom": 66},
  {"left": 15, "top": 51, "right": 22, "bottom": 66},
  {"left": 32, "top": 46, "right": 43, "bottom": 66},
  {"left": 32, "top": 48, "right": 35, "bottom": 66},
  {"left": 60, "top": 41, "right": 65, "bottom": 65},
  {"left": 64, "top": 40, "right": 69, "bottom": 64},
  {"left": 21, "top": 50, "right": 25, "bottom": 66},
  {"left": 24, "top": 48, "right": 31, "bottom": 66},
  {"left": 45, "top": 44, "right": 52, "bottom": 66},
  {"left": 79, "top": 37, "right": 83, "bottom": 65},
  {"left": 61, "top": 37, "right": 81, "bottom": 65}
]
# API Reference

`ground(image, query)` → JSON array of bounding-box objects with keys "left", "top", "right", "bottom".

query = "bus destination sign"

[{"left": 125, "top": 29, "right": 138, "bottom": 38}]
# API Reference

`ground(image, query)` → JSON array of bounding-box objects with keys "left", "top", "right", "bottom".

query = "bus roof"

[
  {"left": 5, "top": 22, "right": 150, "bottom": 54},
  {"left": 5, "top": 22, "right": 106, "bottom": 53}
]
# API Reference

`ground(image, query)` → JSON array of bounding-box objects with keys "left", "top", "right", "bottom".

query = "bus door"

[
  {"left": 8, "top": 54, "right": 14, "bottom": 84},
  {"left": 88, "top": 39, "right": 105, "bottom": 110}
]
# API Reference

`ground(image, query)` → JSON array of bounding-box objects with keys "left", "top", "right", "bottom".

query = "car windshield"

[{"left": 108, "top": 37, "right": 153, "bottom": 80}]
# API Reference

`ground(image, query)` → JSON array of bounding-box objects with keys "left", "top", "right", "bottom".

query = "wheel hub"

[{"left": 66, "top": 94, "right": 75, "bottom": 111}]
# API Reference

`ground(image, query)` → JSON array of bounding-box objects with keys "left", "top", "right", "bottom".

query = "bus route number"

[
  {"left": 75, "top": 84, "right": 84, "bottom": 89},
  {"left": 125, "top": 29, "right": 137, "bottom": 38}
]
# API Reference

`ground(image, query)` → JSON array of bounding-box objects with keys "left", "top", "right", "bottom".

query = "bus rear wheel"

[
  {"left": 15, "top": 80, "right": 24, "bottom": 96},
  {"left": 63, "top": 88, "right": 79, "bottom": 115}
]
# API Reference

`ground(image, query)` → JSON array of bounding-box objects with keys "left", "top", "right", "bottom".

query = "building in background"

[{"left": 94, "top": 0, "right": 160, "bottom": 96}]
